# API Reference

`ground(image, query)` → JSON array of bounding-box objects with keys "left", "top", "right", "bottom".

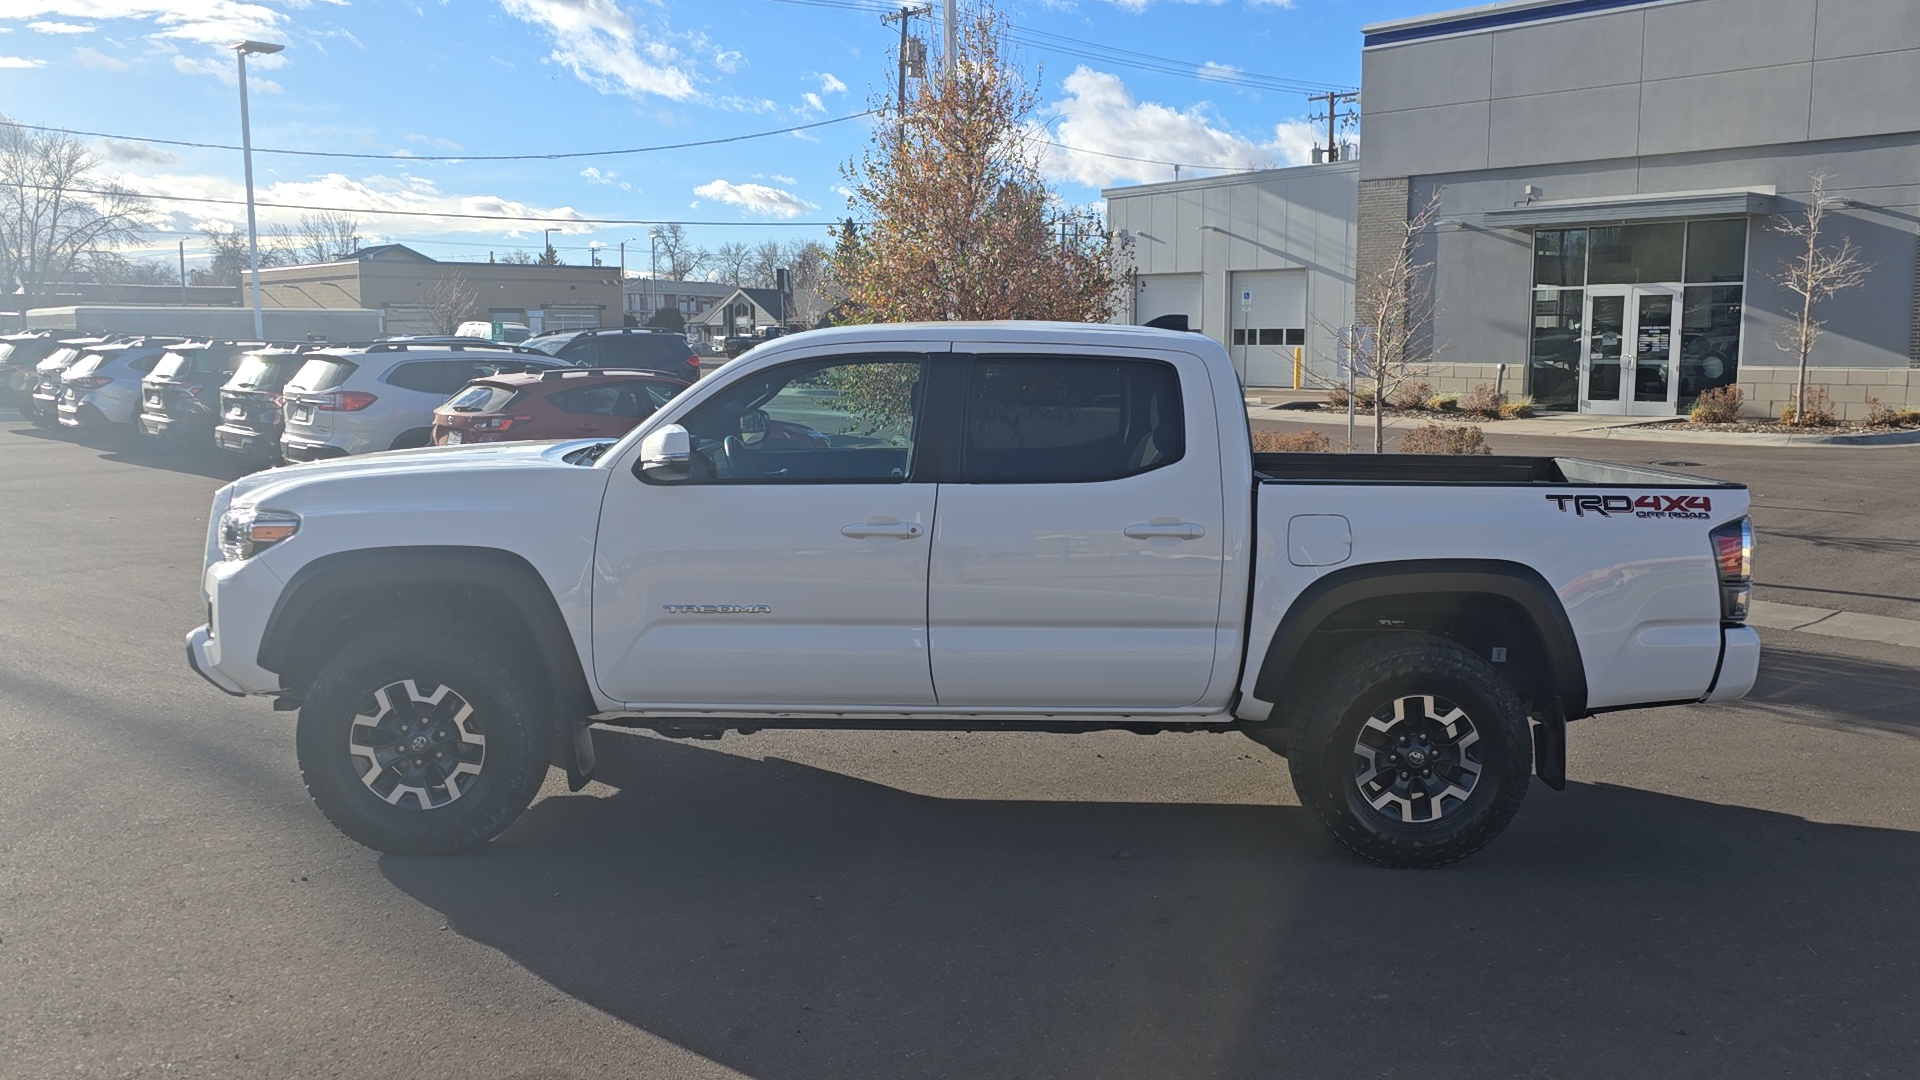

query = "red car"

[{"left": 431, "top": 369, "right": 687, "bottom": 445}]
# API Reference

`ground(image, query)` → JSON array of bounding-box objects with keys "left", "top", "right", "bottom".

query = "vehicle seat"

[{"left": 1127, "top": 390, "right": 1174, "bottom": 470}]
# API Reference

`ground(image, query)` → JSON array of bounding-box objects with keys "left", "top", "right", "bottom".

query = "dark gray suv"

[{"left": 522, "top": 328, "right": 702, "bottom": 382}]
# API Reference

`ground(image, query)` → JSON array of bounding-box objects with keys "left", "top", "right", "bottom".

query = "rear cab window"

[{"left": 959, "top": 356, "right": 1184, "bottom": 483}]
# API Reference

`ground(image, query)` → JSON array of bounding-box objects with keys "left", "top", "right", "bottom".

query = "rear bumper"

[
  {"left": 215, "top": 424, "right": 279, "bottom": 456},
  {"left": 1704, "top": 626, "right": 1761, "bottom": 703},
  {"left": 279, "top": 433, "right": 352, "bottom": 462}
]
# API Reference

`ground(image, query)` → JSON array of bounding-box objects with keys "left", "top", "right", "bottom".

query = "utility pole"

[
  {"left": 1306, "top": 89, "right": 1360, "bottom": 162},
  {"left": 881, "top": 4, "right": 933, "bottom": 145},
  {"left": 178, "top": 240, "right": 187, "bottom": 304},
  {"left": 942, "top": 0, "right": 955, "bottom": 61}
]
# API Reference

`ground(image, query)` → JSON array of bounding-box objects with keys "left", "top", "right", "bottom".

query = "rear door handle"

[
  {"left": 842, "top": 520, "right": 924, "bottom": 540},
  {"left": 1125, "top": 521, "right": 1206, "bottom": 540}
]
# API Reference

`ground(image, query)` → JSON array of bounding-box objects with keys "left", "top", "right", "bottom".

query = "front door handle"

[
  {"left": 1125, "top": 521, "right": 1207, "bottom": 540},
  {"left": 842, "top": 520, "right": 924, "bottom": 540}
]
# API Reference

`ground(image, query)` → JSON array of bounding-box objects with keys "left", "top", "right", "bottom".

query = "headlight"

[{"left": 218, "top": 506, "right": 300, "bottom": 561}]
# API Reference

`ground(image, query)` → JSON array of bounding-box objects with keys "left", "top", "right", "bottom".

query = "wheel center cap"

[
  {"left": 1404, "top": 747, "right": 1431, "bottom": 767},
  {"left": 409, "top": 734, "right": 431, "bottom": 753}
]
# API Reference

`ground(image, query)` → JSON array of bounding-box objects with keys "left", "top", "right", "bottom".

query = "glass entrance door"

[{"left": 1580, "top": 287, "right": 1682, "bottom": 416}]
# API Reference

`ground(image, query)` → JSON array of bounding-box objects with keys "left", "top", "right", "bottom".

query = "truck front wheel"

[
  {"left": 1288, "top": 635, "right": 1530, "bottom": 868},
  {"left": 295, "top": 617, "right": 554, "bottom": 855}
]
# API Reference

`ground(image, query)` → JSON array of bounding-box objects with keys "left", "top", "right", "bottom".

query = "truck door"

[
  {"left": 927, "top": 348, "right": 1227, "bottom": 709},
  {"left": 592, "top": 352, "right": 939, "bottom": 706}
]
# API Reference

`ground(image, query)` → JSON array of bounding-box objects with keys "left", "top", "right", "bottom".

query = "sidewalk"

[
  {"left": 1748, "top": 600, "right": 1920, "bottom": 649},
  {"left": 1246, "top": 399, "right": 1920, "bottom": 447}
]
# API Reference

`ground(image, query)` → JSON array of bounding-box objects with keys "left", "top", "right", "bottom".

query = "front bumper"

[
  {"left": 186, "top": 557, "right": 289, "bottom": 697},
  {"left": 1704, "top": 626, "right": 1761, "bottom": 702},
  {"left": 186, "top": 626, "right": 246, "bottom": 696}
]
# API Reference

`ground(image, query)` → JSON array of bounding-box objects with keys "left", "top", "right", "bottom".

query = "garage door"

[
  {"left": 1228, "top": 270, "right": 1306, "bottom": 386},
  {"left": 1133, "top": 273, "right": 1203, "bottom": 332}
]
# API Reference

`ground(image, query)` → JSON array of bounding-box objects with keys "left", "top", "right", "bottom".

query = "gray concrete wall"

[
  {"left": 1361, "top": 0, "right": 1920, "bottom": 182},
  {"left": 1106, "top": 162, "right": 1358, "bottom": 385},
  {"left": 24, "top": 305, "right": 381, "bottom": 342}
]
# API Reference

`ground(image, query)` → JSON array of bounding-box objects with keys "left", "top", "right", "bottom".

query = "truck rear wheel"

[
  {"left": 295, "top": 617, "right": 553, "bottom": 855},
  {"left": 1288, "top": 634, "right": 1530, "bottom": 868}
]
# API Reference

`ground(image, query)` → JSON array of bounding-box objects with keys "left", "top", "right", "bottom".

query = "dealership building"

[{"left": 1112, "top": 0, "right": 1920, "bottom": 418}]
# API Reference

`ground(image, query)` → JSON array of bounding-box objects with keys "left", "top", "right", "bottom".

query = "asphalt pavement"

[{"left": 4, "top": 412, "right": 1919, "bottom": 1080}]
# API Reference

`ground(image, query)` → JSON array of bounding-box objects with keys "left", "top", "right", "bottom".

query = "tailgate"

[{"left": 281, "top": 391, "right": 333, "bottom": 438}]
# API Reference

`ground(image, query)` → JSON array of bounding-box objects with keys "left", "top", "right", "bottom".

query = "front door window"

[
  {"left": 1584, "top": 294, "right": 1626, "bottom": 405},
  {"left": 1632, "top": 292, "right": 1676, "bottom": 407}
]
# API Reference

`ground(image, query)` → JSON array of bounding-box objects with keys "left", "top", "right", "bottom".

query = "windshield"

[
  {"left": 229, "top": 354, "right": 303, "bottom": 391},
  {"left": 286, "top": 356, "right": 359, "bottom": 393}
]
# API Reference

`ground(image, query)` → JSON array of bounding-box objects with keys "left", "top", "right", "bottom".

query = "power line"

[
  {"left": 24, "top": 184, "right": 845, "bottom": 227},
  {"left": 0, "top": 112, "right": 875, "bottom": 163}
]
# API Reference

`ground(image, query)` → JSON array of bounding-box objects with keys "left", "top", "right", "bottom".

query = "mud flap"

[
  {"left": 556, "top": 714, "right": 597, "bottom": 791},
  {"left": 1532, "top": 712, "right": 1566, "bottom": 791}
]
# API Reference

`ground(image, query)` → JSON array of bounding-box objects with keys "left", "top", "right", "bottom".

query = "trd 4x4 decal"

[{"left": 1546, "top": 494, "right": 1713, "bottom": 519}]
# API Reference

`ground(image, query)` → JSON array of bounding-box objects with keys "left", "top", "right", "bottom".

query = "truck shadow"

[
  {"left": 1743, "top": 645, "right": 1920, "bottom": 736},
  {"left": 383, "top": 734, "right": 1920, "bottom": 1080}
]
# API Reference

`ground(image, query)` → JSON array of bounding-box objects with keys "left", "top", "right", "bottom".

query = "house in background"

[{"left": 257, "top": 244, "right": 622, "bottom": 336}]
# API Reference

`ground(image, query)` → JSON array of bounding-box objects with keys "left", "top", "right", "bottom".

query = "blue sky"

[{"left": 0, "top": 0, "right": 1439, "bottom": 277}]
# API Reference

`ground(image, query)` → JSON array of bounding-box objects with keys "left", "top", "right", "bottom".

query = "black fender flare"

[
  {"left": 257, "top": 545, "right": 598, "bottom": 786},
  {"left": 1252, "top": 558, "right": 1589, "bottom": 723}
]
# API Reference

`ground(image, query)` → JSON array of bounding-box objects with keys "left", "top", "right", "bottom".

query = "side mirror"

[{"left": 636, "top": 423, "right": 692, "bottom": 482}]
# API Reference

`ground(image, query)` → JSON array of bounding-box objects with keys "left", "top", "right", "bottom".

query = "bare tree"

[
  {"left": 84, "top": 249, "right": 178, "bottom": 285},
  {"left": 1771, "top": 173, "right": 1872, "bottom": 425},
  {"left": 295, "top": 212, "right": 358, "bottom": 263},
  {"left": 747, "top": 239, "right": 784, "bottom": 289},
  {"left": 711, "top": 241, "right": 751, "bottom": 285},
  {"left": 263, "top": 223, "right": 302, "bottom": 267},
  {"left": 0, "top": 115, "right": 153, "bottom": 310},
  {"left": 191, "top": 226, "right": 251, "bottom": 286},
  {"left": 833, "top": 5, "right": 1126, "bottom": 325},
  {"left": 499, "top": 248, "right": 537, "bottom": 265},
  {"left": 415, "top": 273, "right": 479, "bottom": 335},
  {"left": 1344, "top": 193, "right": 1443, "bottom": 452},
  {"left": 649, "top": 224, "right": 706, "bottom": 281}
]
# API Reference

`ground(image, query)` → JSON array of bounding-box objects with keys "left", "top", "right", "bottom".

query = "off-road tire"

[
  {"left": 296, "top": 617, "right": 553, "bottom": 855},
  {"left": 1288, "top": 634, "right": 1530, "bottom": 869}
]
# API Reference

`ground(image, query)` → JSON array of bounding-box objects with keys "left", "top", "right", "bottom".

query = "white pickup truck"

[{"left": 188, "top": 322, "right": 1758, "bottom": 867}]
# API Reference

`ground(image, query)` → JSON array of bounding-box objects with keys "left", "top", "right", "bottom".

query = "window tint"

[
  {"left": 66, "top": 354, "right": 104, "bottom": 377},
  {"left": 444, "top": 385, "right": 521, "bottom": 412},
  {"left": 229, "top": 354, "right": 304, "bottom": 391},
  {"left": 385, "top": 360, "right": 480, "bottom": 395},
  {"left": 129, "top": 354, "right": 163, "bottom": 374},
  {"left": 152, "top": 352, "right": 194, "bottom": 379},
  {"left": 677, "top": 356, "right": 923, "bottom": 483},
  {"left": 960, "top": 356, "right": 1183, "bottom": 484},
  {"left": 547, "top": 383, "right": 666, "bottom": 418}
]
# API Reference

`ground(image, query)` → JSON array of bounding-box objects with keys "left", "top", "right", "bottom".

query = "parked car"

[
  {"left": 25, "top": 337, "right": 115, "bottom": 427},
  {"left": 522, "top": 326, "right": 703, "bottom": 381},
  {"left": 213, "top": 346, "right": 326, "bottom": 466},
  {"left": 430, "top": 368, "right": 688, "bottom": 445},
  {"left": 0, "top": 331, "right": 72, "bottom": 412},
  {"left": 56, "top": 338, "right": 187, "bottom": 438},
  {"left": 455, "top": 320, "right": 533, "bottom": 344},
  {"left": 138, "top": 341, "right": 261, "bottom": 448},
  {"left": 188, "top": 322, "right": 1758, "bottom": 867},
  {"left": 278, "top": 340, "right": 568, "bottom": 461}
]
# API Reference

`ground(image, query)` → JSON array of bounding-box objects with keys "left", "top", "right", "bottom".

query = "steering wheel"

[{"left": 721, "top": 434, "right": 748, "bottom": 479}]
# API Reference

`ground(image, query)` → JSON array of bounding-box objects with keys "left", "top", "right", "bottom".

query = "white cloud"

[
  {"left": 0, "top": 55, "right": 46, "bottom": 68},
  {"left": 170, "top": 51, "right": 280, "bottom": 89},
  {"left": 713, "top": 48, "right": 741, "bottom": 73},
  {"left": 119, "top": 167, "right": 592, "bottom": 239},
  {"left": 1197, "top": 61, "right": 1240, "bottom": 82},
  {"left": 802, "top": 91, "right": 824, "bottom": 113},
  {"left": 100, "top": 138, "right": 177, "bottom": 164},
  {"left": 1035, "top": 67, "right": 1319, "bottom": 188},
  {"left": 498, "top": 0, "right": 699, "bottom": 102},
  {"left": 3, "top": 2, "right": 291, "bottom": 47},
  {"left": 73, "top": 45, "right": 128, "bottom": 69},
  {"left": 769, "top": 173, "right": 796, "bottom": 185},
  {"left": 579, "top": 165, "right": 617, "bottom": 185},
  {"left": 816, "top": 71, "right": 846, "bottom": 95},
  {"left": 29, "top": 21, "right": 95, "bottom": 34},
  {"left": 692, "top": 179, "right": 819, "bottom": 219}
]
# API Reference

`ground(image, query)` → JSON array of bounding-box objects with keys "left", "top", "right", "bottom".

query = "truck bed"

[{"left": 1253, "top": 454, "right": 1742, "bottom": 489}]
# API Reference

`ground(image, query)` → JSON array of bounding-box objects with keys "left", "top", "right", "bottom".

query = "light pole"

[
  {"left": 648, "top": 227, "right": 661, "bottom": 324},
  {"left": 231, "top": 39, "right": 284, "bottom": 340},
  {"left": 618, "top": 237, "right": 637, "bottom": 320},
  {"left": 543, "top": 228, "right": 557, "bottom": 263}
]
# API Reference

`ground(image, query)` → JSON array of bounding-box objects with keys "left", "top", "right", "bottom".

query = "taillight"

[
  {"left": 686, "top": 355, "right": 702, "bottom": 369},
  {"left": 183, "top": 384, "right": 203, "bottom": 397},
  {"left": 314, "top": 390, "right": 378, "bottom": 412},
  {"left": 1709, "top": 517, "right": 1752, "bottom": 624},
  {"left": 68, "top": 375, "right": 113, "bottom": 389},
  {"left": 472, "top": 415, "right": 535, "bottom": 432}
]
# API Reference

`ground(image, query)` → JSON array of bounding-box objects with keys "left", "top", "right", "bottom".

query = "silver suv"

[
  {"left": 279, "top": 341, "right": 568, "bottom": 460},
  {"left": 56, "top": 338, "right": 188, "bottom": 437}
]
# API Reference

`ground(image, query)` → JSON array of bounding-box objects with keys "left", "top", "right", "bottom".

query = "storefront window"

[
  {"left": 1533, "top": 229, "right": 1586, "bottom": 287},
  {"left": 1528, "top": 288, "right": 1582, "bottom": 410},
  {"left": 1587, "top": 223, "right": 1684, "bottom": 284},
  {"left": 1684, "top": 219, "right": 1747, "bottom": 283},
  {"left": 1680, "top": 285, "right": 1742, "bottom": 399}
]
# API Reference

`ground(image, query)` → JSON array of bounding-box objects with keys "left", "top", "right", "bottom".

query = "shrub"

[
  {"left": 1459, "top": 383, "right": 1505, "bottom": 418},
  {"left": 1497, "top": 395, "right": 1536, "bottom": 420},
  {"left": 1901, "top": 408, "right": 1920, "bottom": 427},
  {"left": 1427, "top": 392, "right": 1460, "bottom": 412},
  {"left": 1325, "top": 386, "right": 1348, "bottom": 409},
  {"left": 1689, "top": 385, "right": 1743, "bottom": 424},
  {"left": 1398, "top": 422, "right": 1491, "bottom": 455},
  {"left": 1251, "top": 428, "right": 1333, "bottom": 453},
  {"left": 1863, "top": 395, "right": 1901, "bottom": 428},
  {"left": 1392, "top": 381, "right": 1435, "bottom": 410},
  {"left": 1781, "top": 385, "right": 1836, "bottom": 426},
  {"left": 1326, "top": 385, "right": 1377, "bottom": 410}
]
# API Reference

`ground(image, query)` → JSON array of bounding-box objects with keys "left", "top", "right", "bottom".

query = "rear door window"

[
  {"left": 385, "top": 360, "right": 476, "bottom": 396},
  {"left": 958, "top": 356, "right": 1184, "bottom": 483}
]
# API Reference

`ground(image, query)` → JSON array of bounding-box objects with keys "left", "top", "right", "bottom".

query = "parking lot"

[{"left": 4, "top": 411, "right": 1919, "bottom": 1080}]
